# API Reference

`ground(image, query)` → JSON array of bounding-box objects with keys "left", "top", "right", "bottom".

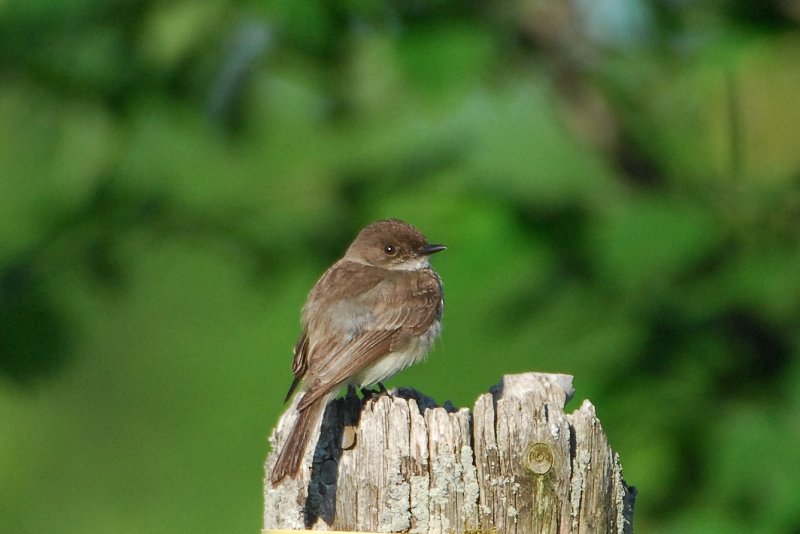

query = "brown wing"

[
  {"left": 283, "top": 260, "right": 387, "bottom": 402},
  {"left": 297, "top": 267, "right": 442, "bottom": 411},
  {"left": 283, "top": 330, "right": 309, "bottom": 402}
]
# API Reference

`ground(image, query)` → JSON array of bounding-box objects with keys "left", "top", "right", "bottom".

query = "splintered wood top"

[{"left": 264, "top": 531, "right": 378, "bottom": 534}]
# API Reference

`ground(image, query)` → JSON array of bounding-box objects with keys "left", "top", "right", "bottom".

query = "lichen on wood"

[{"left": 264, "top": 373, "right": 635, "bottom": 533}]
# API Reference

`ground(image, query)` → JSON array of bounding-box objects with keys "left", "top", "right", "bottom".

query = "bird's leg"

[
  {"left": 358, "top": 385, "right": 375, "bottom": 400},
  {"left": 360, "top": 382, "right": 393, "bottom": 401}
]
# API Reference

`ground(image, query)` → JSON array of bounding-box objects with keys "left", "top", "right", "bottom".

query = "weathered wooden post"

[{"left": 264, "top": 372, "right": 636, "bottom": 533}]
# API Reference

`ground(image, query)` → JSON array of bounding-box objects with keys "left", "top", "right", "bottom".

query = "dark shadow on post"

[
  {"left": 303, "top": 390, "right": 362, "bottom": 527},
  {"left": 301, "top": 387, "right": 444, "bottom": 527}
]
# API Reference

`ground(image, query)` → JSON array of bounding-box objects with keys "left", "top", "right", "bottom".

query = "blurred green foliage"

[{"left": 2, "top": 1, "right": 800, "bottom": 532}]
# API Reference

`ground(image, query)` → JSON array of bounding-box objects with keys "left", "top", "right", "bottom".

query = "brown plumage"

[{"left": 270, "top": 219, "right": 445, "bottom": 485}]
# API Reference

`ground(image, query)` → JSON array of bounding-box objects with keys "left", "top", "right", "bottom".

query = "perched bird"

[{"left": 271, "top": 219, "right": 445, "bottom": 485}]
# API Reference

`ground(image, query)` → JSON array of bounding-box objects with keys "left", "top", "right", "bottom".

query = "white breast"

[{"left": 354, "top": 319, "right": 441, "bottom": 387}]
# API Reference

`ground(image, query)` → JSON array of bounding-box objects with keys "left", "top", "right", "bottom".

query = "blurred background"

[{"left": 2, "top": 0, "right": 800, "bottom": 532}]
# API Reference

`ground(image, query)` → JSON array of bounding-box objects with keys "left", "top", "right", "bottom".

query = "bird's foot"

[{"left": 360, "top": 382, "right": 393, "bottom": 401}]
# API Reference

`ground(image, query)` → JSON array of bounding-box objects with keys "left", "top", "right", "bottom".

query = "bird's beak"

[{"left": 419, "top": 243, "right": 447, "bottom": 255}]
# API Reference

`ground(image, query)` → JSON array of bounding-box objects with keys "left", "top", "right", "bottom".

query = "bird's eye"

[{"left": 384, "top": 244, "right": 397, "bottom": 256}]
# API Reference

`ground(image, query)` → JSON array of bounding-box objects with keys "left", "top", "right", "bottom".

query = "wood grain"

[{"left": 264, "top": 373, "right": 635, "bottom": 532}]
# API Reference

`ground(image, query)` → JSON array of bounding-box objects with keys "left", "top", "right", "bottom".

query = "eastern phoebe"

[{"left": 270, "top": 219, "right": 445, "bottom": 485}]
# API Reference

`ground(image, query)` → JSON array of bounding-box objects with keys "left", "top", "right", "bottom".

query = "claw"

[{"left": 360, "top": 382, "right": 393, "bottom": 401}]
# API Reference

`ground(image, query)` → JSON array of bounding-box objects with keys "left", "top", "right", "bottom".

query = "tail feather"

[{"left": 270, "top": 396, "right": 327, "bottom": 485}]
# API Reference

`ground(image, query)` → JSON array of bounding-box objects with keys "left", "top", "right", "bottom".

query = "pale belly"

[{"left": 353, "top": 320, "right": 441, "bottom": 387}]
